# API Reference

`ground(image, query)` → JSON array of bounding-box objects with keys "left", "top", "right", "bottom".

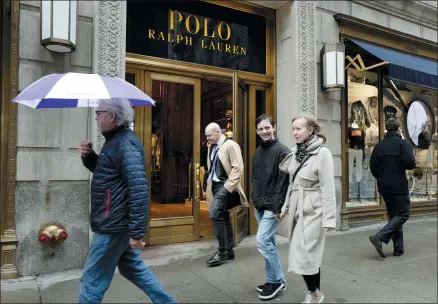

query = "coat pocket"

[
  {"left": 303, "top": 195, "right": 316, "bottom": 215},
  {"left": 105, "top": 189, "right": 111, "bottom": 217}
]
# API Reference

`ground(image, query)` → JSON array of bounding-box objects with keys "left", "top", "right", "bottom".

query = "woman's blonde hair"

[{"left": 292, "top": 113, "right": 327, "bottom": 143}]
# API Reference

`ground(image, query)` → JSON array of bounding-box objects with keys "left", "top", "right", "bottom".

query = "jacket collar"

[
  {"left": 385, "top": 131, "right": 401, "bottom": 138},
  {"left": 102, "top": 125, "right": 128, "bottom": 140}
]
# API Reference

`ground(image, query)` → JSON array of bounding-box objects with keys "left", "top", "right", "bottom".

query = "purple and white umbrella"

[{"left": 12, "top": 72, "right": 155, "bottom": 108}]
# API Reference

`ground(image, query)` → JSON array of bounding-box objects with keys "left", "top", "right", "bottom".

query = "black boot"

[
  {"left": 207, "top": 251, "right": 228, "bottom": 267},
  {"left": 369, "top": 235, "right": 386, "bottom": 258},
  {"left": 225, "top": 221, "right": 235, "bottom": 260}
]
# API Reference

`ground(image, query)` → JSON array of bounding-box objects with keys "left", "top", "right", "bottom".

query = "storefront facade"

[{"left": 1, "top": 0, "right": 437, "bottom": 279}]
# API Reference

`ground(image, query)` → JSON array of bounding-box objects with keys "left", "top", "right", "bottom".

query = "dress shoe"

[
  {"left": 393, "top": 250, "right": 404, "bottom": 256},
  {"left": 227, "top": 251, "right": 235, "bottom": 260},
  {"left": 207, "top": 251, "right": 228, "bottom": 267},
  {"left": 369, "top": 235, "right": 386, "bottom": 258}
]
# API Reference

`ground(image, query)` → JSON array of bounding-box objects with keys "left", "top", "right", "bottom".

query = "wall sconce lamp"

[
  {"left": 40, "top": 0, "right": 78, "bottom": 53},
  {"left": 322, "top": 43, "right": 345, "bottom": 91}
]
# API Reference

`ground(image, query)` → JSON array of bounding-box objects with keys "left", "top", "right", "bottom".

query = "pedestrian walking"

[
  {"left": 78, "top": 98, "right": 176, "bottom": 304},
  {"left": 369, "top": 117, "right": 416, "bottom": 258},
  {"left": 279, "top": 113, "right": 336, "bottom": 303},
  {"left": 251, "top": 114, "right": 290, "bottom": 300},
  {"left": 204, "top": 123, "right": 249, "bottom": 267}
]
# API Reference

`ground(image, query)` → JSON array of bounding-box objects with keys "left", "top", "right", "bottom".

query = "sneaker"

[
  {"left": 257, "top": 283, "right": 286, "bottom": 293},
  {"left": 302, "top": 292, "right": 311, "bottom": 303},
  {"left": 258, "top": 282, "right": 285, "bottom": 300}
]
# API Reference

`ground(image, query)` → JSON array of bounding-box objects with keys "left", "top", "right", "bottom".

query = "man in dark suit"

[{"left": 369, "top": 118, "right": 416, "bottom": 258}]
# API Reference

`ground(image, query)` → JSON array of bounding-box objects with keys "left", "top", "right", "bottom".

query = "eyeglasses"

[{"left": 95, "top": 111, "right": 107, "bottom": 116}]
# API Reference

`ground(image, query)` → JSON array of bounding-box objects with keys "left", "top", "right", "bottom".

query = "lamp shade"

[
  {"left": 40, "top": 0, "right": 77, "bottom": 53},
  {"left": 322, "top": 43, "right": 345, "bottom": 91}
]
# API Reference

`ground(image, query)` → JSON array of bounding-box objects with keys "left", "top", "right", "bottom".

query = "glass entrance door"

[{"left": 145, "top": 73, "right": 201, "bottom": 245}]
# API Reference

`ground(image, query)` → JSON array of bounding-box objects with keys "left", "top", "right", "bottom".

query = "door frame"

[{"left": 126, "top": 56, "right": 275, "bottom": 246}]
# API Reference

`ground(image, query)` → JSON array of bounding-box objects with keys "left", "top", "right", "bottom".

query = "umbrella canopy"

[{"left": 12, "top": 72, "right": 155, "bottom": 108}]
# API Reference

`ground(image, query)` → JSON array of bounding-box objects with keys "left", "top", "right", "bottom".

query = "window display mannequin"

[
  {"left": 366, "top": 119, "right": 379, "bottom": 152},
  {"left": 348, "top": 120, "right": 366, "bottom": 201}
]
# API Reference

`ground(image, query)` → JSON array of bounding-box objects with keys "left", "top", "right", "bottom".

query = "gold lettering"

[
  {"left": 217, "top": 43, "right": 223, "bottom": 52},
  {"left": 176, "top": 35, "right": 184, "bottom": 44},
  {"left": 167, "top": 33, "right": 174, "bottom": 43},
  {"left": 169, "top": 10, "right": 183, "bottom": 30},
  {"left": 185, "top": 15, "right": 200, "bottom": 34},
  {"left": 148, "top": 29, "right": 156, "bottom": 39},
  {"left": 209, "top": 41, "right": 216, "bottom": 50},
  {"left": 158, "top": 32, "right": 165, "bottom": 41},
  {"left": 218, "top": 22, "right": 231, "bottom": 41},
  {"left": 225, "top": 44, "right": 231, "bottom": 53},
  {"left": 185, "top": 36, "right": 193, "bottom": 46},
  {"left": 201, "top": 39, "right": 207, "bottom": 48},
  {"left": 240, "top": 47, "right": 247, "bottom": 56},
  {"left": 233, "top": 46, "right": 239, "bottom": 54},
  {"left": 203, "top": 18, "right": 215, "bottom": 38}
]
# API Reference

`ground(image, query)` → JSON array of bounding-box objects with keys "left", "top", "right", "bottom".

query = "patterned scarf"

[{"left": 295, "top": 135, "right": 320, "bottom": 163}]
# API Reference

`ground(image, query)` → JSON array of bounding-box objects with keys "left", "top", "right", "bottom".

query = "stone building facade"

[{"left": 1, "top": 0, "right": 436, "bottom": 278}]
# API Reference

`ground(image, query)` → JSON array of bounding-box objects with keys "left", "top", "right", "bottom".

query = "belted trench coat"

[{"left": 279, "top": 144, "right": 336, "bottom": 275}]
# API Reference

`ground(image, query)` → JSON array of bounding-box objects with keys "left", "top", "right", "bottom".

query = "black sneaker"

[
  {"left": 257, "top": 283, "right": 286, "bottom": 293},
  {"left": 258, "top": 282, "right": 286, "bottom": 300}
]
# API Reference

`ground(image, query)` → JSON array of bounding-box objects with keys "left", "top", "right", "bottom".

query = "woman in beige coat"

[{"left": 278, "top": 114, "right": 336, "bottom": 303}]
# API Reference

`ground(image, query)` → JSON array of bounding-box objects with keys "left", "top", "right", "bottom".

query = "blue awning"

[{"left": 351, "top": 39, "right": 438, "bottom": 89}]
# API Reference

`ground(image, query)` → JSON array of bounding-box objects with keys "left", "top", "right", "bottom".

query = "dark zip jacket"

[
  {"left": 251, "top": 139, "right": 290, "bottom": 214},
  {"left": 370, "top": 131, "right": 416, "bottom": 195},
  {"left": 82, "top": 125, "right": 148, "bottom": 240}
]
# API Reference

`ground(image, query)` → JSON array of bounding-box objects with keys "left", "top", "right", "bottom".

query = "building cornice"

[
  {"left": 335, "top": 13, "right": 438, "bottom": 49},
  {"left": 352, "top": 0, "right": 437, "bottom": 29}
]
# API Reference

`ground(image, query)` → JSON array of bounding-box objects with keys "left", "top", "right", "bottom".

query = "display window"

[{"left": 346, "top": 69, "right": 437, "bottom": 208}]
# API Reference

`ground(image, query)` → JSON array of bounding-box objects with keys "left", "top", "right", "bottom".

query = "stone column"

[
  {"left": 297, "top": 0, "right": 317, "bottom": 116},
  {"left": 276, "top": 1, "right": 317, "bottom": 237},
  {"left": 92, "top": 0, "right": 127, "bottom": 153},
  {"left": 90, "top": 1, "right": 127, "bottom": 244}
]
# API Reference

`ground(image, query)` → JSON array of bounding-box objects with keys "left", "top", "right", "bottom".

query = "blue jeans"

[
  {"left": 79, "top": 233, "right": 176, "bottom": 304},
  {"left": 255, "top": 209, "right": 285, "bottom": 284}
]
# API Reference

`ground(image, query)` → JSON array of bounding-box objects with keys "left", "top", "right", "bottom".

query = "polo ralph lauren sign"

[{"left": 127, "top": 1, "right": 267, "bottom": 74}]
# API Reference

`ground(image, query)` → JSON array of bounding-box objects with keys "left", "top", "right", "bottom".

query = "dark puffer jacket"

[
  {"left": 251, "top": 139, "right": 290, "bottom": 214},
  {"left": 82, "top": 126, "right": 148, "bottom": 240},
  {"left": 370, "top": 131, "right": 416, "bottom": 195}
]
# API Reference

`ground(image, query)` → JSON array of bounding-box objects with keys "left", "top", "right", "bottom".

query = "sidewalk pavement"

[{"left": 1, "top": 216, "right": 437, "bottom": 303}]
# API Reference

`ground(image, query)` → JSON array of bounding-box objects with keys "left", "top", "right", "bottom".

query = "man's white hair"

[
  {"left": 205, "top": 122, "right": 221, "bottom": 133},
  {"left": 98, "top": 98, "right": 134, "bottom": 127}
]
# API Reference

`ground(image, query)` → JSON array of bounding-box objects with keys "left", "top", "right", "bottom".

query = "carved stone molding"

[
  {"left": 93, "top": 0, "right": 127, "bottom": 152},
  {"left": 1, "top": 0, "right": 19, "bottom": 280},
  {"left": 297, "top": 0, "right": 317, "bottom": 115}
]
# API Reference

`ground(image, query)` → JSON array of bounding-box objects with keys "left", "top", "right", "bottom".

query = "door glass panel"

[
  {"left": 150, "top": 80, "right": 194, "bottom": 219},
  {"left": 125, "top": 72, "right": 136, "bottom": 131},
  {"left": 199, "top": 80, "right": 233, "bottom": 239},
  {"left": 255, "top": 90, "right": 266, "bottom": 148}
]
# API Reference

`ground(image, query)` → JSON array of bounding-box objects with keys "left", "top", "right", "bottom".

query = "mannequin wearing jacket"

[{"left": 348, "top": 121, "right": 366, "bottom": 201}]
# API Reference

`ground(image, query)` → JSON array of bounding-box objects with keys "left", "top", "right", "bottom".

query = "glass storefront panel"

[
  {"left": 382, "top": 81, "right": 438, "bottom": 201},
  {"left": 346, "top": 68, "right": 380, "bottom": 207}
]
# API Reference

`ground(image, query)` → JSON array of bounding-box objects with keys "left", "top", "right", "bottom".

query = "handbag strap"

[{"left": 292, "top": 154, "right": 311, "bottom": 183}]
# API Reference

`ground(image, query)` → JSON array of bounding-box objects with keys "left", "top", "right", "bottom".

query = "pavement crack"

[
  {"left": 328, "top": 263, "right": 436, "bottom": 302},
  {"left": 177, "top": 261, "right": 239, "bottom": 303},
  {"left": 35, "top": 275, "right": 43, "bottom": 304}
]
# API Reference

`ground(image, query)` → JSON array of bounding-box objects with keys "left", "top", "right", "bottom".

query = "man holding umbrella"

[{"left": 78, "top": 98, "right": 176, "bottom": 303}]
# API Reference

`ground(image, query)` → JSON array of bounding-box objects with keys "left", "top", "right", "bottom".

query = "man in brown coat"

[{"left": 205, "top": 123, "right": 249, "bottom": 267}]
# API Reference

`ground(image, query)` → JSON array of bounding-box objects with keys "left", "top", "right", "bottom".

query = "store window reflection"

[
  {"left": 347, "top": 69, "right": 379, "bottom": 207},
  {"left": 382, "top": 81, "right": 437, "bottom": 201}
]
